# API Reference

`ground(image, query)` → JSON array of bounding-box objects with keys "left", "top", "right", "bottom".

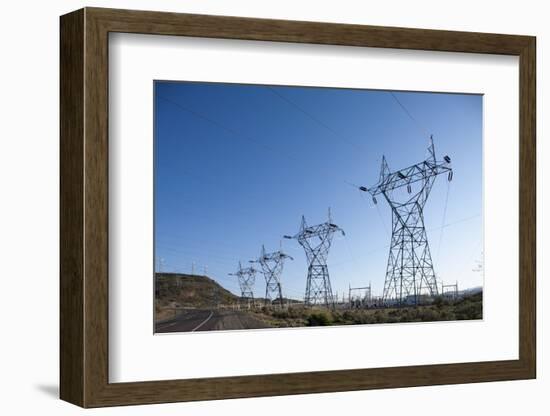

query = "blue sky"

[{"left": 154, "top": 81, "right": 483, "bottom": 300}]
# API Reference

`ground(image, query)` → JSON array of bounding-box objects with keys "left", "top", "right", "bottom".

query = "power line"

[
  {"left": 158, "top": 236, "right": 252, "bottom": 259},
  {"left": 266, "top": 86, "right": 366, "bottom": 152},
  {"left": 158, "top": 92, "right": 371, "bottom": 207},
  {"left": 156, "top": 245, "right": 240, "bottom": 267},
  {"left": 389, "top": 91, "right": 431, "bottom": 139},
  {"left": 156, "top": 249, "right": 310, "bottom": 299},
  {"left": 156, "top": 90, "right": 478, "bottom": 303},
  {"left": 157, "top": 211, "right": 480, "bottom": 287},
  {"left": 373, "top": 197, "right": 390, "bottom": 238},
  {"left": 158, "top": 95, "right": 299, "bottom": 163},
  {"left": 436, "top": 181, "right": 451, "bottom": 264},
  {"left": 173, "top": 168, "right": 267, "bottom": 207},
  {"left": 156, "top": 244, "right": 306, "bottom": 298}
]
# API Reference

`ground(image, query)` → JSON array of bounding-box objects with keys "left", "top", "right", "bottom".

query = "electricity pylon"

[
  {"left": 360, "top": 136, "right": 453, "bottom": 305},
  {"left": 284, "top": 208, "right": 345, "bottom": 308},
  {"left": 229, "top": 262, "right": 257, "bottom": 308},
  {"left": 250, "top": 244, "right": 293, "bottom": 307}
]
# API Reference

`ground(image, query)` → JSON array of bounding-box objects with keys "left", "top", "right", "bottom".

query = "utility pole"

[
  {"left": 285, "top": 208, "right": 345, "bottom": 309},
  {"left": 360, "top": 136, "right": 453, "bottom": 305},
  {"left": 250, "top": 243, "right": 293, "bottom": 308}
]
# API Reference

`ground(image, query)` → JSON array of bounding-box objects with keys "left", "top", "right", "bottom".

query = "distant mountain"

[
  {"left": 459, "top": 286, "right": 483, "bottom": 296},
  {"left": 155, "top": 273, "right": 239, "bottom": 309}
]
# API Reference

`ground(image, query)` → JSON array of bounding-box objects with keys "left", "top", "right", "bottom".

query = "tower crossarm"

[
  {"left": 364, "top": 160, "right": 452, "bottom": 197},
  {"left": 285, "top": 222, "right": 345, "bottom": 241},
  {"left": 260, "top": 251, "right": 294, "bottom": 263},
  {"left": 249, "top": 246, "right": 294, "bottom": 274}
]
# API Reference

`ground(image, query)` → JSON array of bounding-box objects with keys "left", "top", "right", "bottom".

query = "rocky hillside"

[{"left": 155, "top": 273, "right": 239, "bottom": 309}]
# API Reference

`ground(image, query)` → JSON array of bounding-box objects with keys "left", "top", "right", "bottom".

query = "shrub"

[
  {"left": 417, "top": 307, "right": 439, "bottom": 321},
  {"left": 271, "top": 310, "right": 290, "bottom": 319},
  {"left": 306, "top": 311, "right": 332, "bottom": 326},
  {"left": 433, "top": 296, "right": 450, "bottom": 308},
  {"left": 373, "top": 310, "right": 390, "bottom": 323},
  {"left": 343, "top": 311, "right": 356, "bottom": 321},
  {"left": 331, "top": 311, "right": 347, "bottom": 324},
  {"left": 455, "top": 302, "right": 482, "bottom": 320},
  {"left": 438, "top": 309, "right": 456, "bottom": 321}
]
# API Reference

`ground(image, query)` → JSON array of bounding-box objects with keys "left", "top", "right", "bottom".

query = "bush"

[
  {"left": 455, "top": 301, "right": 482, "bottom": 320},
  {"left": 433, "top": 296, "right": 450, "bottom": 308},
  {"left": 373, "top": 310, "right": 390, "bottom": 323},
  {"left": 417, "top": 307, "right": 439, "bottom": 321},
  {"left": 330, "top": 311, "right": 347, "bottom": 324},
  {"left": 343, "top": 311, "right": 356, "bottom": 321},
  {"left": 271, "top": 310, "right": 290, "bottom": 319},
  {"left": 438, "top": 309, "right": 456, "bottom": 321},
  {"left": 306, "top": 311, "right": 332, "bottom": 326}
]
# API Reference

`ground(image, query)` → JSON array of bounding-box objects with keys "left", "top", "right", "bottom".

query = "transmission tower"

[
  {"left": 250, "top": 244, "right": 293, "bottom": 307},
  {"left": 284, "top": 208, "right": 345, "bottom": 308},
  {"left": 229, "top": 262, "right": 257, "bottom": 308},
  {"left": 360, "top": 136, "right": 453, "bottom": 305}
]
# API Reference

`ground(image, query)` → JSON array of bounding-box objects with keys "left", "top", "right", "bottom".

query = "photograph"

[
  {"left": 54, "top": 5, "right": 537, "bottom": 409},
  {"left": 153, "top": 81, "right": 483, "bottom": 334}
]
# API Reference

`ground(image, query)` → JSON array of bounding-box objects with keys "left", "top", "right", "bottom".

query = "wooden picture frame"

[{"left": 60, "top": 7, "right": 536, "bottom": 408}]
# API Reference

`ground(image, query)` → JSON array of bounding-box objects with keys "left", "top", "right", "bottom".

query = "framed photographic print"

[{"left": 60, "top": 7, "right": 536, "bottom": 408}]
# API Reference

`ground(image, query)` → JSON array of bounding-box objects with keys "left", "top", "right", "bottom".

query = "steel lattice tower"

[
  {"left": 284, "top": 209, "right": 345, "bottom": 308},
  {"left": 251, "top": 244, "right": 293, "bottom": 307},
  {"left": 360, "top": 136, "right": 453, "bottom": 305},
  {"left": 229, "top": 261, "right": 257, "bottom": 307}
]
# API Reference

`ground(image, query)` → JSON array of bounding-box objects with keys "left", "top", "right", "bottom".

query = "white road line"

[
  {"left": 191, "top": 311, "right": 214, "bottom": 332},
  {"left": 157, "top": 321, "right": 178, "bottom": 330}
]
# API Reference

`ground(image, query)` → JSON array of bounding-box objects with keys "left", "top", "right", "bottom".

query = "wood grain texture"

[
  {"left": 59, "top": 7, "right": 537, "bottom": 408},
  {"left": 518, "top": 38, "right": 536, "bottom": 376},
  {"left": 59, "top": 8, "right": 84, "bottom": 407},
  {"left": 83, "top": 10, "right": 110, "bottom": 406}
]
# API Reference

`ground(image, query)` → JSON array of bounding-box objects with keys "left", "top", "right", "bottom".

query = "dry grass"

[{"left": 253, "top": 292, "right": 483, "bottom": 328}]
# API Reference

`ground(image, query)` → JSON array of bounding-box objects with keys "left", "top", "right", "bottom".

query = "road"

[{"left": 155, "top": 309, "right": 271, "bottom": 333}]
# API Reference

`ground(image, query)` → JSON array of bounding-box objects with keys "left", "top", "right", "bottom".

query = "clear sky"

[{"left": 154, "top": 81, "right": 483, "bottom": 301}]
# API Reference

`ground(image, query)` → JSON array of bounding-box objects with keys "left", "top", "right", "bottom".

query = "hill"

[{"left": 155, "top": 273, "right": 238, "bottom": 313}]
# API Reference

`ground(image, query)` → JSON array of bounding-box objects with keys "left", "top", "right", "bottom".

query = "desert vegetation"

[
  {"left": 252, "top": 292, "right": 482, "bottom": 328},
  {"left": 155, "top": 273, "right": 482, "bottom": 329}
]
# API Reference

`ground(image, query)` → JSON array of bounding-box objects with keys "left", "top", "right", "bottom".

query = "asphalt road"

[{"left": 155, "top": 309, "right": 271, "bottom": 333}]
